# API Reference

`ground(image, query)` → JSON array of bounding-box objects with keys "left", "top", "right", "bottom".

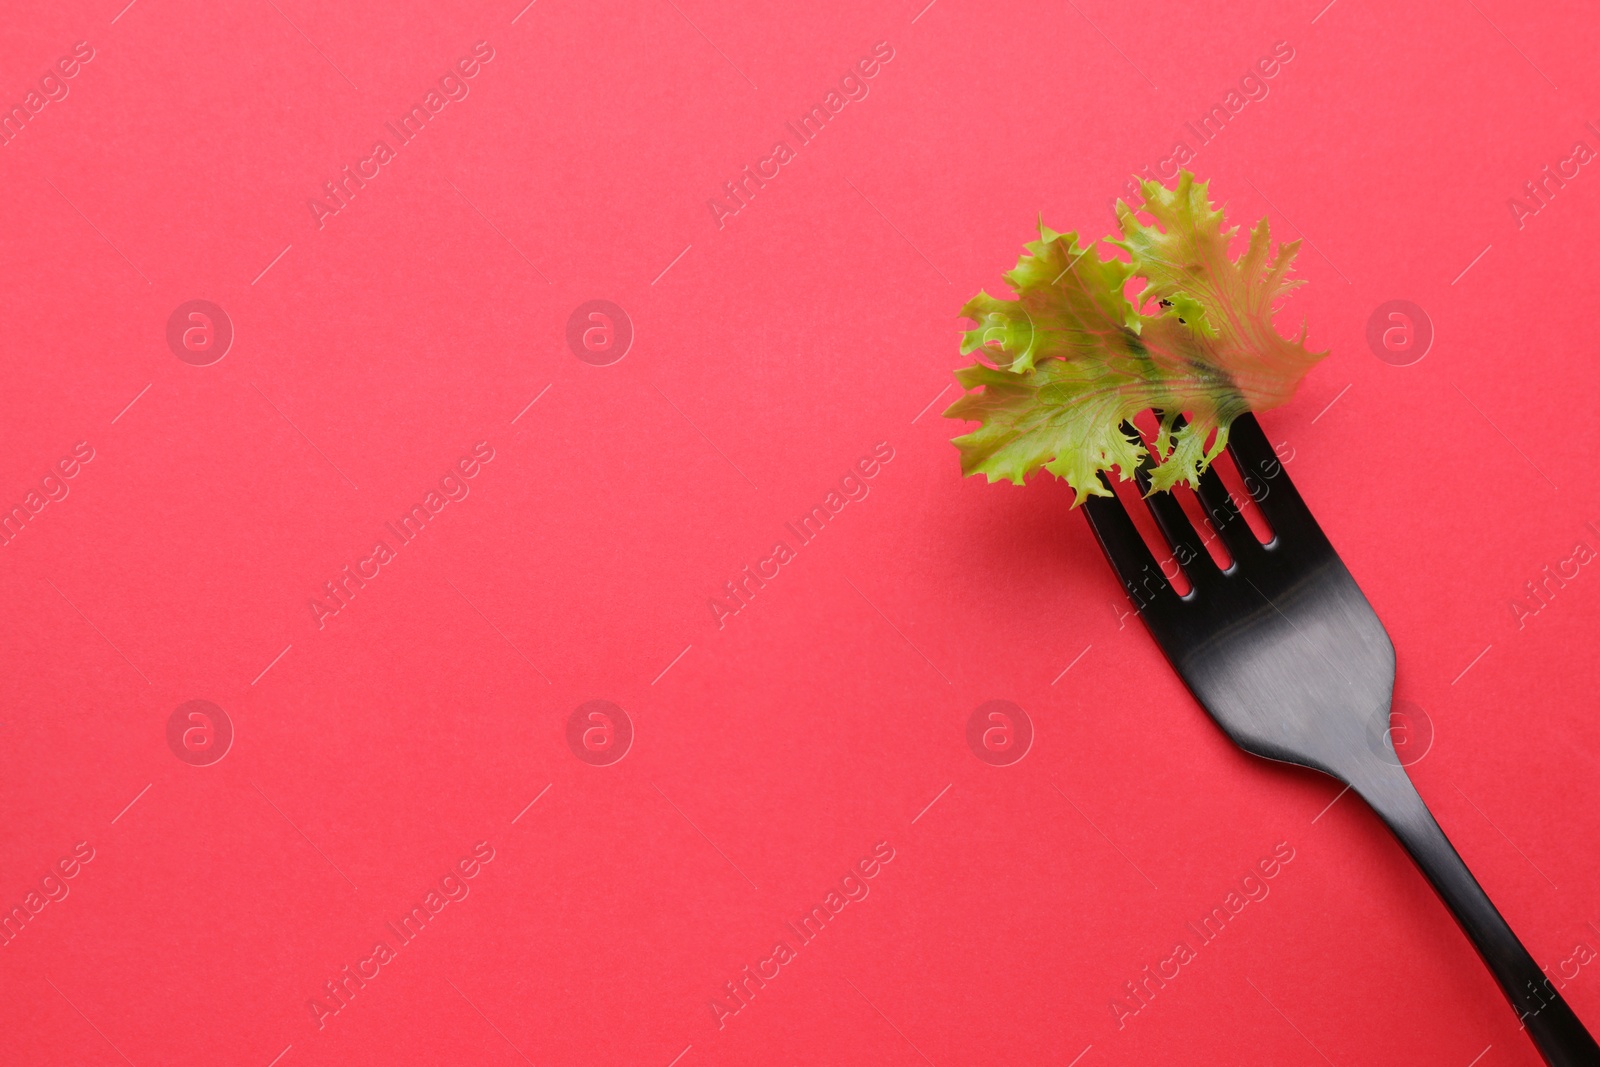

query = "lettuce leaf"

[{"left": 945, "top": 171, "right": 1324, "bottom": 505}]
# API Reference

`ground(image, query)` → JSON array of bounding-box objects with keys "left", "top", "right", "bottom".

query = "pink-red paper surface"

[{"left": 3, "top": 1, "right": 1600, "bottom": 1064}]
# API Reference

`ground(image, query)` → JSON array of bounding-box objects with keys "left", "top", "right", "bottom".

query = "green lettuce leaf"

[{"left": 945, "top": 171, "right": 1325, "bottom": 505}]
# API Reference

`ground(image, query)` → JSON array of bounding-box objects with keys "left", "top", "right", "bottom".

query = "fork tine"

[
  {"left": 1223, "top": 413, "right": 1322, "bottom": 544},
  {"left": 1191, "top": 465, "right": 1264, "bottom": 562},
  {"left": 1221, "top": 412, "right": 1279, "bottom": 471},
  {"left": 1081, "top": 474, "right": 1183, "bottom": 616},
  {"left": 1132, "top": 464, "right": 1222, "bottom": 590},
  {"left": 1150, "top": 411, "right": 1263, "bottom": 563}
]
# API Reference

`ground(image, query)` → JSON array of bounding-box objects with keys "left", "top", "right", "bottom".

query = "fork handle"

[{"left": 1353, "top": 766, "right": 1600, "bottom": 1065}]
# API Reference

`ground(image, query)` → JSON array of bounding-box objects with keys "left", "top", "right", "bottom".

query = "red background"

[{"left": 2, "top": 0, "right": 1598, "bottom": 1064}]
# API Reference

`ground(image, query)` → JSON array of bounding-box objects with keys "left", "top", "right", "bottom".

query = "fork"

[{"left": 1081, "top": 411, "right": 1599, "bottom": 1065}]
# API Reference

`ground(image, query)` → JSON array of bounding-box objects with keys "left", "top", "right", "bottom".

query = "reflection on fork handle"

[{"left": 1351, "top": 764, "right": 1600, "bottom": 1066}]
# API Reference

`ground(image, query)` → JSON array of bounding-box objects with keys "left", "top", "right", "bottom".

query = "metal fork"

[{"left": 1081, "top": 412, "right": 1599, "bottom": 1065}]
